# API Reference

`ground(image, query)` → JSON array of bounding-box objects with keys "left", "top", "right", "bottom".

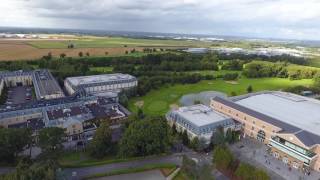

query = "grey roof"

[
  {"left": 66, "top": 73, "right": 136, "bottom": 87},
  {"left": 213, "top": 96, "right": 320, "bottom": 147},
  {"left": 213, "top": 96, "right": 300, "bottom": 133},
  {"left": 295, "top": 130, "right": 320, "bottom": 147}
]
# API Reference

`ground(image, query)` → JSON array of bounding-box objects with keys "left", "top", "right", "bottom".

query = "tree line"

[{"left": 243, "top": 61, "right": 320, "bottom": 80}]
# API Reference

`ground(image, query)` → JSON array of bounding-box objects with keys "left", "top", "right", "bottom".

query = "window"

[
  {"left": 251, "top": 126, "right": 254, "bottom": 130},
  {"left": 244, "top": 117, "right": 247, "bottom": 120},
  {"left": 236, "top": 114, "right": 238, "bottom": 116}
]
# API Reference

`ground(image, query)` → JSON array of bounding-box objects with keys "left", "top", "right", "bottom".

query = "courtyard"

[{"left": 229, "top": 137, "right": 320, "bottom": 180}]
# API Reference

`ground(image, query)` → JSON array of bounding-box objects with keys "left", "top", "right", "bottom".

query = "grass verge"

[
  {"left": 82, "top": 163, "right": 177, "bottom": 179},
  {"left": 59, "top": 152, "right": 169, "bottom": 168}
]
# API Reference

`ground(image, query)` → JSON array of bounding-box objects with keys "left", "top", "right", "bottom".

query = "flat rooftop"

[
  {"left": 235, "top": 92, "right": 320, "bottom": 137},
  {"left": 33, "top": 69, "right": 64, "bottom": 97},
  {"left": 66, "top": 73, "right": 136, "bottom": 87},
  {"left": 174, "top": 104, "right": 231, "bottom": 127}
]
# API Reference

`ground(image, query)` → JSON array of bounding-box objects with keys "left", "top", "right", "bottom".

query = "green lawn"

[
  {"left": 187, "top": 70, "right": 242, "bottom": 76},
  {"left": 58, "top": 151, "right": 169, "bottom": 168},
  {"left": 83, "top": 163, "right": 177, "bottom": 179},
  {"left": 129, "top": 78, "right": 313, "bottom": 115}
]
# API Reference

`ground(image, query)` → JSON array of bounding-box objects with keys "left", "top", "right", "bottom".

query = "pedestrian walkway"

[{"left": 230, "top": 138, "right": 320, "bottom": 180}]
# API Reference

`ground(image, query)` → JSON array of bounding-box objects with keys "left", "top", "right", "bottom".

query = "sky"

[{"left": 1, "top": 0, "right": 320, "bottom": 40}]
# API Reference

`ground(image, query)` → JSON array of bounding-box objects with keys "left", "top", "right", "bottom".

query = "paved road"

[{"left": 63, "top": 154, "right": 182, "bottom": 179}]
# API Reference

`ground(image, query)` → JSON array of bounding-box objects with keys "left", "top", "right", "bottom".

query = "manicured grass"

[
  {"left": 82, "top": 163, "right": 177, "bottom": 179},
  {"left": 129, "top": 78, "right": 313, "bottom": 115},
  {"left": 58, "top": 151, "right": 169, "bottom": 168},
  {"left": 89, "top": 66, "right": 113, "bottom": 73},
  {"left": 188, "top": 70, "right": 242, "bottom": 76}
]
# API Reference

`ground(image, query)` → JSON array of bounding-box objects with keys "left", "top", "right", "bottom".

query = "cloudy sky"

[{"left": 1, "top": 0, "right": 320, "bottom": 40}]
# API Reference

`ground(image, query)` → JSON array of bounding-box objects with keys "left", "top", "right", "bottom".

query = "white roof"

[
  {"left": 236, "top": 91, "right": 320, "bottom": 136},
  {"left": 66, "top": 73, "right": 135, "bottom": 86},
  {"left": 175, "top": 104, "right": 231, "bottom": 127}
]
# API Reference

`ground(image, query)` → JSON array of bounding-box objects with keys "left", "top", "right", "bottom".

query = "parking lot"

[
  {"left": 229, "top": 138, "right": 320, "bottom": 180},
  {"left": 6, "top": 86, "right": 34, "bottom": 105}
]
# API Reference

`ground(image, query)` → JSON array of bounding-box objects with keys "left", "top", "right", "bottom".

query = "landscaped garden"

[{"left": 129, "top": 77, "right": 313, "bottom": 115}]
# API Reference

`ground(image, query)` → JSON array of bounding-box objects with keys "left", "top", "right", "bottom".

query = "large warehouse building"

[
  {"left": 64, "top": 73, "right": 138, "bottom": 95},
  {"left": 0, "top": 69, "right": 64, "bottom": 100},
  {"left": 166, "top": 104, "right": 241, "bottom": 143},
  {"left": 210, "top": 91, "right": 320, "bottom": 172}
]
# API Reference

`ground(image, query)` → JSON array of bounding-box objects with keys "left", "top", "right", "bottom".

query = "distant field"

[
  {"left": 0, "top": 36, "right": 207, "bottom": 61},
  {"left": 128, "top": 78, "right": 313, "bottom": 115},
  {"left": 27, "top": 37, "right": 210, "bottom": 49}
]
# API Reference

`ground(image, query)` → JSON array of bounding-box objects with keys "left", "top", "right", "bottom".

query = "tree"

[
  {"left": 78, "top": 51, "right": 83, "bottom": 57},
  {"left": 182, "top": 129, "right": 190, "bottom": 146},
  {"left": 181, "top": 155, "right": 197, "bottom": 179},
  {"left": 125, "top": 50, "right": 128, "bottom": 54},
  {"left": 0, "top": 128, "right": 32, "bottom": 163},
  {"left": 2, "top": 158, "right": 58, "bottom": 180},
  {"left": 213, "top": 145, "right": 234, "bottom": 170},
  {"left": 88, "top": 121, "right": 112, "bottom": 158},
  {"left": 235, "top": 162, "right": 269, "bottom": 180},
  {"left": 198, "top": 163, "right": 214, "bottom": 180},
  {"left": 225, "top": 128, "right": 233, "bottom": 143},
  {"left": 59, "top": 53, "right": 66, "bottom": 59},
  {"left": 247, "top": 85, "right": 253, "bottom": 93},
  {"left": 137, "top": 108, "right": 145, "bottom": 119},
  {"left": 38, "top": 127, "right": 65, "bottom": 158},
  {"left": 313, "top": 72, "right": 320, "bottom": 88},
  {"left": 210, "top": 126, "right": 225, "bottom": 146},
  {"left": 255, "top": 169, "right": 270, "bottom": 180},
  {"left": 190, "top": 137, "right": 200, "bottom": 151},
  {"left": 171, "top": 123, "right": 177, "bottom": 135},
  {"left": 118, "top": 116, "right": 171, "bottom": 157},
  {"left": 231, "top": 91, "right": 237, "bottom": 96}
]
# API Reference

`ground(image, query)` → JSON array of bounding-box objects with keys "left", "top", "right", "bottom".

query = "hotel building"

[{"left": 210, "top": 91, "right": 320, "bottom": 172}]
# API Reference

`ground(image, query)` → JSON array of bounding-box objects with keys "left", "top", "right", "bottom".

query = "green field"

[
  {"left": 187, "top": 70, "right": 242, "bottom": 76},
  {"left": 27, "top": 37, "right": 212, "bottom": 49},
  {"left": 89, "top": 66, "right": 114, "bottom": 73},
  {"left": 129, "top": 78, "right": 313, "bottom": 115}
]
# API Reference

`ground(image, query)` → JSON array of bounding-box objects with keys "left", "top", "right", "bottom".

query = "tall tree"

[
  {"left": 38, "top": 127, "right": 65, "bottom": 158},
  {"left": 0, "top": 128, "right": 32, "bottom": 163},
  {"left": 119, "top": 116, "right": 170, "bottom": 157},
  {"left": 88, "top": 121, "right": 112, "bottom": 158},
  {"left": 182, "top": 129, "right": 190, "bottom": 146},
  {"left": 213, "top": 145, "right": 234, "bottom": 170}
]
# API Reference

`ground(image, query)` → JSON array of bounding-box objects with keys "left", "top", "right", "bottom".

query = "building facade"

[
  {"left": 166, "top": 104, "right": 241, "bottom": 143},
  {"left": 64, "top": 73, "right": 138, "bottom": 95},
  {"left": 210, "top": 91, "right": 320, "bottom": 172}
]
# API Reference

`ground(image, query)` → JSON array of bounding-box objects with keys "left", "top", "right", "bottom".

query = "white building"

[
  {"left": 166, "top": 104, "right": 241, "bottom": 143},
  {"left": 64, "top": 73, "right": 137, "bottom": 95}
]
